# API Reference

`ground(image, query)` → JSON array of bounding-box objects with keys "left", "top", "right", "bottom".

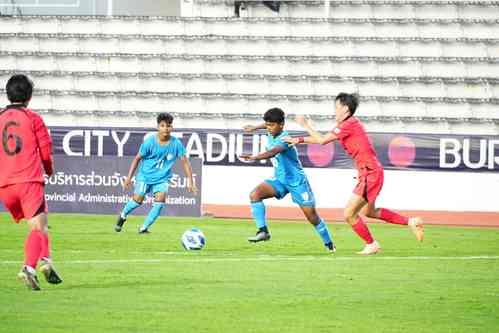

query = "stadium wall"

[{"left": 202, "top": 166, "right": 499, "bottom": 227}]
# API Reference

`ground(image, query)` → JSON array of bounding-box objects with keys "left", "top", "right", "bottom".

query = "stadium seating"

[
  {"left": 0, "top": 3, "right": 497, "bottom": 133},
  {"left": 188, "top": 0, "right": 499, "bottom": 20}
]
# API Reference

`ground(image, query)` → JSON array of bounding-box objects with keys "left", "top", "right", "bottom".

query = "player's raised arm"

[
  {"left": 180, "top": 156, "right": 197, "bottom": 194},
  {"left": 243, "top": 122, "right": 266, "bottom": 133},
  {"left": 288, "top": 115, "right": 338, "bottom": 145},
  {"left": 239, "top": 145, "right": 286, "bottom": 161},
  {"left": 123, "top": 153, "right": 142, "bottom": 190}
]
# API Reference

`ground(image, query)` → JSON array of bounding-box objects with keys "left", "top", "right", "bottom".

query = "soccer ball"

[{"left": 181, "top": 228, "right": 206, "bottom": 250}]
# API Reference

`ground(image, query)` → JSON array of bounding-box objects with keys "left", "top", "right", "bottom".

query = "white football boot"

[
  {"left": 408, "top": 217, "right": 424, "bottom": 242},
  {"left": 357, "top": 241, "right": 381, "bottom": 255}
]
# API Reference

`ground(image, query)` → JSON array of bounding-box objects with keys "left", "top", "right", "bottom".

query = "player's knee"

[
  {"left": 133, "top": 195, "right": 144, "bottom": 204},
  {"left": 249, "top": 190, "right": 261, "bottom": 202},
  {"left": 343, "top": 209, "right": 356, "bottom": 224},
  {"left": 306, "top": 211, "right": 320, "bottom": 224},
  {"left": 365, "top": 208, "right": 380, "bottom": 219},
  {"left": 28, "top": 212, "right": 48, "bottom": 231}
]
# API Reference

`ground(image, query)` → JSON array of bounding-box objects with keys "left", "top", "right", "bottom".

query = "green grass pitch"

[{"left": 1, "top": 213, "right": 498, "bottom": 333}]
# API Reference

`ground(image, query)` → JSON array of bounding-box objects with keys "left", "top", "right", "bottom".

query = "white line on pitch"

[{"left": 1, "top": 255, "right": 499, "bottom": 265}]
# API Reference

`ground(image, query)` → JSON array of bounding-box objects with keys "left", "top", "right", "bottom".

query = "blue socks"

[
  {"left": 250, "top": 201, "right": 332, "bottom": 247},
  {"left": 314, "top": 219, "right": 333, "bottom": 246},
  {"left": 121, "top": 199, "right": 141, "bottom": 219},
  {"left": 141, "top": 202, "right": 165, "bottom": 231},
  {"left": 251, "top": 201, "right": 267, "bottom": 231}
]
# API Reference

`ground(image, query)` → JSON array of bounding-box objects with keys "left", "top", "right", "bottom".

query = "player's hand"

[
  {"left": 295, "top": 115, "right": 311, "bottom": 127},
  {"left": 188, "top": 182, "right": 198, "bottom": 195},
  {"left": 282, "top": 136, "right": 299, "bottom": 146},
  {"left": 122, "top": 178, "right": 132, "bottom": 191},
  {"left": 239, "top": 154, "right": 255, "bottom": 161},
  {"left": 243, "top": 125, "right": 256, "bottom": 133}
]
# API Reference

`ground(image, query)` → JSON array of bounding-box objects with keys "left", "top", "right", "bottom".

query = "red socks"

[
  {"left": 39, "top": 232, "right": 51, "bottom": 260},
  {"left": 351, "top": 217, "right": 374, "bottom": 244},
  {"left": 24, "top": 230, "right": 52, "bottom": 269},
  {"left": 379, "top": 208, "right": 409, "bottom": 225},
  {"left": 24, "top": 230, "right": 42, "bottom": 269},
  {"left": 351, "top": 209, "right": 408, "bottom": 244}
]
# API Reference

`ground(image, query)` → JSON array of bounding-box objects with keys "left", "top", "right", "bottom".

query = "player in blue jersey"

[
  {"left": 114, "top": 113, "right": 197, "bottom": 233},
  {"left": 240, "top": 108, "right": 336, "bottom": 252}
]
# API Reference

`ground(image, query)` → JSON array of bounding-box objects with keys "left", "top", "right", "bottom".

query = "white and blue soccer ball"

[{"left": 181, "top": 228, "right": 206, "bottom": 250}]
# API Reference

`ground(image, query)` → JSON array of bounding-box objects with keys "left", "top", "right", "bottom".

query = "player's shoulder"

[
  {"left": 335, "top": 117, "right": 358, "bottom": 132},
  {"left": 275, "top": 131, "right": 290, "bottom": 141},
  {"left": 26, "top": 109, "right": 46, "bottom": 125},
  {"left": 23, "top": 108, "right": 40, "bottom": 116},
  {"left": 2, "top": 107, "right": 45, "bottom": 129},
  {"left": 142, "top": 133, "right": 157, "bottom": 146},
  {"left": 143, "top": 131, "right": 156, "bottom": 142},
  {"left": 270, "top": 131, "right": 290, "bottom": 148},
  {"left": 170, "top": 135, "right": 183, "bottom": 145},
  {"left": 348, "top": 117, "right": 366, "bottom": 133},
  {"left": 280, "top": 130, "right": 290, "bottom": 137},
  {"left": 13, "top": 107, "right": 39, "bottom": 117},
  {"left": 342, "top": 117, "right": 359, "bottom": 126},
  {"left": 1, "top": 106, "right": 38, "bottom": 118}
]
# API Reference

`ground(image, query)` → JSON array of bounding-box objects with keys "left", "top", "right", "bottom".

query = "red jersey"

[
  {"left": 332, "top": 117, "right": 382, "bottom": 170},
  {"left": 0, "top": 105, "right": 52, "bottom": 187}
]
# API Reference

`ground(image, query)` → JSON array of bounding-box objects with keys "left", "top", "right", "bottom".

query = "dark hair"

[
  {"left": 335, "top": 93, "right": 359, "bottom": 115},
  {"left": 6, "top": 74, "right": 34, "bottom": 103},
  {"left": 263, "top": 107, "right": 285, "bottom": 123},
  {"left": 157, "top": 112, "right": 173, "bottom": 125}
]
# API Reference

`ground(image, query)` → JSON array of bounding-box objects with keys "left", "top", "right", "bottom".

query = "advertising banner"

[
  {"left": 1, "top": 156, "right": 202, "bottom": 217},
  {"left": 49, "top": 127, "right": 499, "bottom": 173}
]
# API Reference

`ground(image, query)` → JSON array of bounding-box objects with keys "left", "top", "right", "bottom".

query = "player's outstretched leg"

[
  {"left": 379, "top": 208, "right": 424, "bottom": 242},
  {"left": 314, "top": 219, "right": 336, "bottom": 253},
  {"left": 115, "top": 199, "right": 141, "bottom": 232},
  {"left": 301, "top": 206, "right": 336, "bottom": 252},
  {"left": 371, "top": 208, "right": 424, "bottom": 242},
  {"left": 139, "top": 202, "right": 165, "bottom": 234},
  {"left": 248, "top": 201, "right": 271, "bottom": 242}
]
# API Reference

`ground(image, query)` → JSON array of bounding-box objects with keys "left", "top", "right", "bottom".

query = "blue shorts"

[
  {"left": 265, "top": 178, "right": 316, "bottom": 207},
  {"left": 133, "top": 181, "right": 169, "bottom": 197}
]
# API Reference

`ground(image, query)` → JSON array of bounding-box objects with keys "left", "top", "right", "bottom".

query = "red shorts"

[
  {"left": 0, "top": 182, "right": 47, "bottom": 223},
  {"left": 353, "top": 167, "right": 384, "bottom": 203}
]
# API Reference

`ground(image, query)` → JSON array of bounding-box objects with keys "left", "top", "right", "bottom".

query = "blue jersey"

[
  {"left": 267, "top": 131, "right": 307, "bottom": 186},
  {"left": 135, "top": 134, "right": 186, "bottom": 184}
]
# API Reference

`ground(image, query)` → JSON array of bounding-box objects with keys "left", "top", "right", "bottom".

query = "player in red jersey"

[
  {"left": 284, "top": 93, "right": 423, "bottom": 255},
  {"left": 0, "top": 74, "right": 62, "bottom": 290}
]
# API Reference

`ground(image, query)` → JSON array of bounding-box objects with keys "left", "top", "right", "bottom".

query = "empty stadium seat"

[{"left": 0, "top": 7, "right": 497, "bottom": 133}]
